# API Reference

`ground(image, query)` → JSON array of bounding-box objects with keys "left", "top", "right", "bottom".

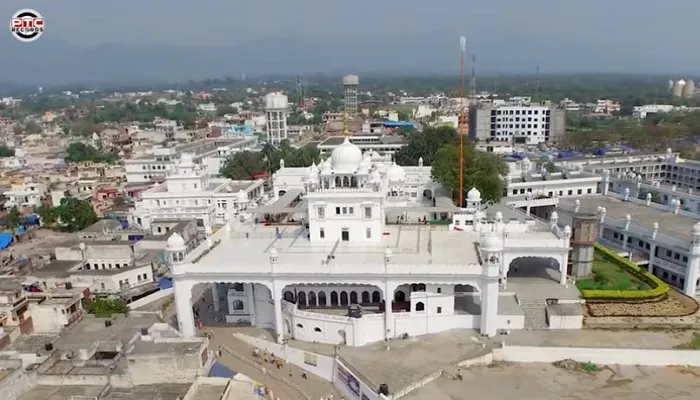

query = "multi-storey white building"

[
  {"left": 265, "top": 92, "right": 289, "bottom": 145},
  {"left": 129, "top": 153, "right": 265, "bottom": 229},
  {"left": 169, "top": 137, "right": 578, "bottom": 347},
  {"left": 2, "top": 177, "right": 45, "bottom": 209},
  {"left": 469, "top": 103, "right": 566, "bottom": 145},
  {"left": 317, "top": 135, "right": 407, "bottom": 158},
  {"left": 124, "top": 138, "right": 257, "bottom": 183}
]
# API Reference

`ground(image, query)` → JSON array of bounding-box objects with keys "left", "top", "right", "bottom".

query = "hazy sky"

[{"left": 1, "top": 1, "right": 699, "bottom": 83}]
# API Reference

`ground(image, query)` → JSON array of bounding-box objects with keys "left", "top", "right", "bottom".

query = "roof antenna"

[{"left": 535, "top": 65, "right": 540, "bottom": 104}]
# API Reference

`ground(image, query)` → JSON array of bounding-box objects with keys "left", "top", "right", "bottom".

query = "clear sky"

[{"left": 1, "top": 0, "right": 699, "bottom": 83}]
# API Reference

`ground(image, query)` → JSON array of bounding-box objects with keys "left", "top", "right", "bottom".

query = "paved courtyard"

[{"left": 402, "top": 363, "right": 700, "bottom": 400}]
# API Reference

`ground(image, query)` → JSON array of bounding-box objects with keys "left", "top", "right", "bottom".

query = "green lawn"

[
  {"left": 675, "top": 333, "right": 700, "bottom": 349},
  {"left": 576, "top": 253, "right": 651, "bottom": 291}
]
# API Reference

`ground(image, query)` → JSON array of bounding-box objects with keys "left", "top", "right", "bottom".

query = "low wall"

[
  {"left": 128, "top": 288, "right": 173, "bottom": 310},
  {"left": 493, "top": 345, "right": 700, "bottom": 366},
  {"left": 391, "top": 368, "right": 443, "bottom": 399}
]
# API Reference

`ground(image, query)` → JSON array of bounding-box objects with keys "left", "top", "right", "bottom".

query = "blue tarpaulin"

[
  {"left": 208, "top": 361, "right": 236, "bottom": 378},
  {"left": 158, "top": 278, "right": 173, "bottom": 290},
  {"left": 0, "top": 233, "right": 12, "bottom": 250},
  {"left": 383, "top": 121, "right": 415, "bottom": 128}
]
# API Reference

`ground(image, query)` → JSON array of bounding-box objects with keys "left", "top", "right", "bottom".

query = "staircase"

[{"left": 520, "top": 300, "right": 549, "bottom": 330}]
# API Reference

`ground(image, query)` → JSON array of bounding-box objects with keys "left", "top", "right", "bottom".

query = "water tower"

[
  {"left": 264, "top": 92, "right": 289, "bottom": 145},
  {"left": 672, "top": 80, "right": 686, "bottom": 97},
  {"left": 682, "top": 80, "right": 696, "bottom": 99},
  {"left": 569, "top": 213, "right": 599, "bottom": 278},
  {"left": 343, "top": 75, "right": 359, "bottom": 115}
]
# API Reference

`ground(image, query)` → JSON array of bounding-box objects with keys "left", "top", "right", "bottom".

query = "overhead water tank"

[
  {"left": 342, "top": 75, "right": 359, "bottom": 86},
  {"left": 264, "top": 92, "right": 288, "bottom": 110},
  {"left": 672, "top": 80, "right": 686, "bottom": 97},
  {"left": 668, "top": 79, "right": 674, "bottom": 91},
  {"left": 682, "top": 80, "right": 695, "bottom": 98}
]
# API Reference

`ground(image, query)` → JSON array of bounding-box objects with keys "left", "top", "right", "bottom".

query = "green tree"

[
  {"left": 24, "top": 120, "right": 42, "bottom": 134},
  {"left": 83, "top": 298, "right": 128, "bottom": 317},
  {"left": 36, "top": 204, "right": 57, "bottom": 225},
  {"left": 55, "top": 198, "right": 98, "bottom": 232},
  {"left": 7, "top": 206, "right": 22, "bottom": 231},
  {"left": 220, "top": 151, "right": 267, "bottom": 179},
  {"left": 0, "top": 145, "right": 15, "bottom": 157},
  {"left": 638, "top": 189, "right": 662, "bottom": 203},
  {"left": 394, "top": 126, "right": 458, "bottom": 166},
  {"left": 431, "top": 142, "right": 508, "bottom": 205},
  {"left": 65, "top": 142, "right": 118, "bottom": 164}
]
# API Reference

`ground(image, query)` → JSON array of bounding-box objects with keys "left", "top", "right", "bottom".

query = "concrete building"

[
  {"left": 2, "top": 177, "right": 45, "bottom": 209},
  {"left": 469, "top": 103, "right": 566, "bottom": 145},
  {"left": 124, "top": 138, "right": 257, "bottom": 184},
  {"left": 317, "top": 135, "right": 407, "bottom": 157},
  {"left": 28, "top": 292, "right": 84, "bottom": 333},
  {"left": 170, "top": 138, "right": 579, "bottom": 347},
  {"left": 129, "top": 153, "right": 265, "bottom": 229},
  {"left": 264, "top": 92, "right": 289, "bottom": 145}
]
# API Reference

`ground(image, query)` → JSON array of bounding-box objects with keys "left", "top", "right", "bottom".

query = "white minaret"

[
  {"left": 265, "top": 92, "right": 289, "bottom": 145},
  {"left": 479, "top": 234, "right": 502, "bottom": 336},
  {"left": 686, "top": 222, "right": 700, "bottom": 295}
]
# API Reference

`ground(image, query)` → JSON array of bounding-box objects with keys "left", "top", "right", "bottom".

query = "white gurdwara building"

[{"left": 170, "top": 137, "right": 576, "bottom": 346}]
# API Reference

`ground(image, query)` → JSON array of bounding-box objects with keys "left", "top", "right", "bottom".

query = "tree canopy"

[
  {"left": 0, "top": 145, "right": 15, "bottom": 157},
  {"left": 431, "top": 142, "right": 509, "bottom": 205},
  {"left": 394, "top": 126, "right": 459, "bottom": 166},
  {"left": 220, "top": 140, "right": 320, "bottom": 180},
  {"left": 55, "top": 198, "right": 98, "bottom": 232},
  {"left": 65, "top": 142, "right": 118, "bottom": 164}
]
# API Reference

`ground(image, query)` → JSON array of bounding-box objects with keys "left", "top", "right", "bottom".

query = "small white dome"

[
  {"left": 236, "top": 189, "right": 248, "bottom": 202},
  {"left": 320, "top": 159, "right": 332, "bottom": 174},
  {"left": 480, "top": 234, "right": 502, "bottom": 251},
  {"left": 166, "top": 232, "right": 186, "bottom": 250},
  {"left": 310, "top": 162, "right": 319, "bottom": 174},
  {"left": 305, "top": 165, "right": 318, "bottom": 182},
  {"left": 467, "top": 187, "right": 481, "bottom": 201},
  {"left": 386, "top": 162, "right": 406, "bottom": 181},
  {"left": 330, "top": 137, "right": 363, "bottom": 171}
]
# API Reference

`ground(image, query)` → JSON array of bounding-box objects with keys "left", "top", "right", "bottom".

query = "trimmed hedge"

[{"left": 578, "top": 243, "right": 669, "bottom": 300}]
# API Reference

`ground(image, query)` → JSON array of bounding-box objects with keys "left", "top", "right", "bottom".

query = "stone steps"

[{"left": 520, "top": 299, "right": 548, "bottom": 330}]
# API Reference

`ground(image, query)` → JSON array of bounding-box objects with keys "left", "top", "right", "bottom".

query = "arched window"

[
  {"left": 318, "top": 291, "right": 327, "bottom": 306},
  {"left": 297, "top": 291, "right": 307, "bottom": 307},
  {"left": 308, "top": 291, "right": 317, "bottom": 307},
  {"left": 372, "top": 291, "right": 381, "bottom": 303},
  {"left": 314, "top": 327, "right": 322, "bottom": 332},
  {"left": 340, "top": 292, "right": 349, "bottom": 306},
  {"left": 335, "top": 176, "right": 342, "bottom": 187},
  {"left": 343, "top": 176, "right": 350, "bottom": 187},
  {"left": 394, "top": 291, "right": 406, "bottom": 303},
  {"left": 361, "top": 291, "right": 370, "bottom": 304},
  {"left": 283, "top": 291, "right": 295, "bottom": 303},
  {"left": 350, "top": 291, "right": 358, "bottom": 304},
  {"left": 415, "top": 302, "right": 425, "bottom": 311},
  {"left": 296, "top": 323, "right": 304, "bottom": 328},
  {"left": 330, "top": 291, "right": 339, "bottom": 306}
]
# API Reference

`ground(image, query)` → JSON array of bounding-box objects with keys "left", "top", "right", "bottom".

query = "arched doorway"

[
  {"left": 508, "top": 256, "right": 562, "bottom": 283},
  {"left": 330, "top": 291, "right": 339, "bottom": 306},
  {"left": 454, "top": 284, "right": 480, "bottom": 314},
  {"left": 361, "top": 291, "right": 370, "bottom": 304},
  {"left": 394, "top": 291, "right": 406, "bottom": 303},
  {"left": 283, "top": 291, "right": 295, "bottom": 303},
  {"left": 372, "top": 291, "right": 381, "bottom": 303},
  {"left": 340, "top": 292, "right": 349, "bottom": 306},
  {"left": 297, "top": 291, "right": 307, "bottom": 308},
  {"left": 318, "top": 291, "right": 327, "bottom": 306},
  {"left": 350, "top": 291, "right": 358, "bottom": 304}
]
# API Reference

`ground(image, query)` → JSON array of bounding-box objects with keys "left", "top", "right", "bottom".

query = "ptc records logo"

[{"left": 10, "top": 9, "right": 44, "bottom": 42}]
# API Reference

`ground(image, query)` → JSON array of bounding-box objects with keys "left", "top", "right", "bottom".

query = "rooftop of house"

[
  {"left": 17, "top": 384, "right": 193, "bottom": 400},
  {"left": 51, "top": 314, "right": 160, "bottom": 352},
  {"left": 0, "top": 277, "right": 22, "bottom": 292},
  {"left": 319, "top": 135, "right": 407, "bottom": 147}
]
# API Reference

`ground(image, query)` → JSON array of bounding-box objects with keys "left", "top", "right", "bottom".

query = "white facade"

[
  {"left": 491, "top": 105, "right": 554, "bottom": 144},
  {"left": 170, "top": 138, "right": 575, "bottom": 347},
  {"left": 3, "top": 177, "right": 45, "bottom": 209},
  {"left": 130, "top": 153, "right": 265, "bottom": 229},
  {"left": 265, "top": 92, "right": 289, "bottom": 145}
]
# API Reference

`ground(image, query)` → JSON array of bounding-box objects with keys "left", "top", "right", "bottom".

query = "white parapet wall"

[
  {"left": 493, "top": 345, "right": 700, "bottom": 366},
  {"left": 128, "top": 288, "right": 174, "bottom": 310}
]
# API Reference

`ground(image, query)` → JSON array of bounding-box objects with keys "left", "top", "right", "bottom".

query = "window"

[
  {"left": 232, "top": 300, "right": 244, "bottom": 310},
  {"left": 317, "top": 207, "right": 325, "bottom": 219},
  {"left": 365, "top": 228, "right": 372, "bottom": 239},
  {"left": 364, "top": 206, "right": 372, "bottom": 218},
  {"left": 437, "top": 287, "right": 442, "bottom": 294},
  {"left": 437, "top": 306, "right": 442, "bottom": 314},
  {"left": 348, "top": 207, "right": 354, "bottom": 214},
  {"left": 320, "top": 228, "right": 325, "bottom": 239},
  {"left": 314, "top": 327, "right": 322, "bottom": 332},
  {"left": 335, "top": 207, "right": 341, "bottom": 215},
  {"left": 342, "top": 207, "right": 347, "bottom": 214},
  {"left": 415, "top": 302, "right": 425, "bottom": 311},
  {"left": 296, "top": 323, "right": 304, "bottom": 328}
]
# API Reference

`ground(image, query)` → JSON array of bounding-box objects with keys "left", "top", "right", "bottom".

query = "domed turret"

[
  {"left": 480, "top": 234, "right": 502, "bottom": 252},
  {"left": 467, "top": 187, "right": 482, "bottom": 202},
  {"left": 385, "top": 162, "right": 406, "bottom": 181},
  {"left": 319, "top": 159, "right": 332, "bottom": 174},
  {"left": 166, "top": 232, "right": 186, "bottom": 251},
  {"left": 330, "top": 137, "right": 362, "bottom": 171}
]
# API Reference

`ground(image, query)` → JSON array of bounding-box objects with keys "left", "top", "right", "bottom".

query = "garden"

[{"left": 577, "top": 243, "right": 698, "bottom": 318}]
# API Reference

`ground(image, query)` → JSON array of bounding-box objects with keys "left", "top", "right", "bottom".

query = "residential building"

[
  {"left": 28, "top": 292, "right": 84, "bottom": 333},
  {"left": 2, "top": 177, "right": 45, "bottom": 209},
  {"left": 316, "top": 135, "right": 407, "bottom": 157}
]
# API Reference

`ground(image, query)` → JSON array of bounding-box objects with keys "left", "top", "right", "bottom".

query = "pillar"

[
  {"left": 648, "top": 244, "right": 656, "bottom": 273},
  {"left": 685, "top": 259, "right": 699, "bottom": 296},
  {"left": 174, "top": 280, "right": 196, "bottom": 338},
  {"left": 211, "top": 283, "right": 220, "bottom": 312},
  {"left": 272, "top": 281, "right": 284, "bottom": 344},
  {"left": 560, "top": 253, "right": 568, "bottom": 285},
  {"left": 383, "top": 281, "right": 396, "bottom": 340},
  {"left": 479, "top": 280, "right": 499, "bottom": 337},
  {"left": 246, "top": 283, "right": 257, "bottom": 326}
]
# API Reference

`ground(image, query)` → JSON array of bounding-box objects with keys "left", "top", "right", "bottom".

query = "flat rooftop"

[
  {"left": 129, "top": 339, "right": 203, "bottom": 356},
  {"left": 52, "top": 315, "right": 159, "bottom": 352},
  {"left": 318, "top": 135, "right": 407, "bottom": 147},
  {"left": 18, "top": 385, "right": 106, "bottom": 400},
  {"left": 102, "top": 384, "right": 192, "bottom": 400},
  {"left": 557, "top": 195, "right": 698, "bottom": 244}
]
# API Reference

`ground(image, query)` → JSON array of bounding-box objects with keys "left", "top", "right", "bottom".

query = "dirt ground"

[{"left": 402, "top": 363, "right": 700, "bottom": 400}]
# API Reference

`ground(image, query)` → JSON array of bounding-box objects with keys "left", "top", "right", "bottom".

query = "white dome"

[
  {"left": 331, "top": 137, "right": 363, "bottom": 171},
  {"left": 305, "top": 166, "right": 318, "bottom": 182},
  {"left": 236, "top": 189, "right": 248, "bottom": 202},
  {"left": 166, "top": 232, "right": 186, "bottom": 250},
  {"left": 386, "top": 162, "right": 406, "bottom": 181},
  {"left": 480, "top": 234, "right": 502, "bottom": 251},
  {"left": 467, "top": 187, "right": 481, "bottom": 201}
]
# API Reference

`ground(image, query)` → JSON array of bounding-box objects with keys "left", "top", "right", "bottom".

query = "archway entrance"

[
  {"left": 454, "top": 284, "right": 480, "bottom": 314},
  {"left": 508, "top": 256, "right": 561, "bottom": 283}
]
